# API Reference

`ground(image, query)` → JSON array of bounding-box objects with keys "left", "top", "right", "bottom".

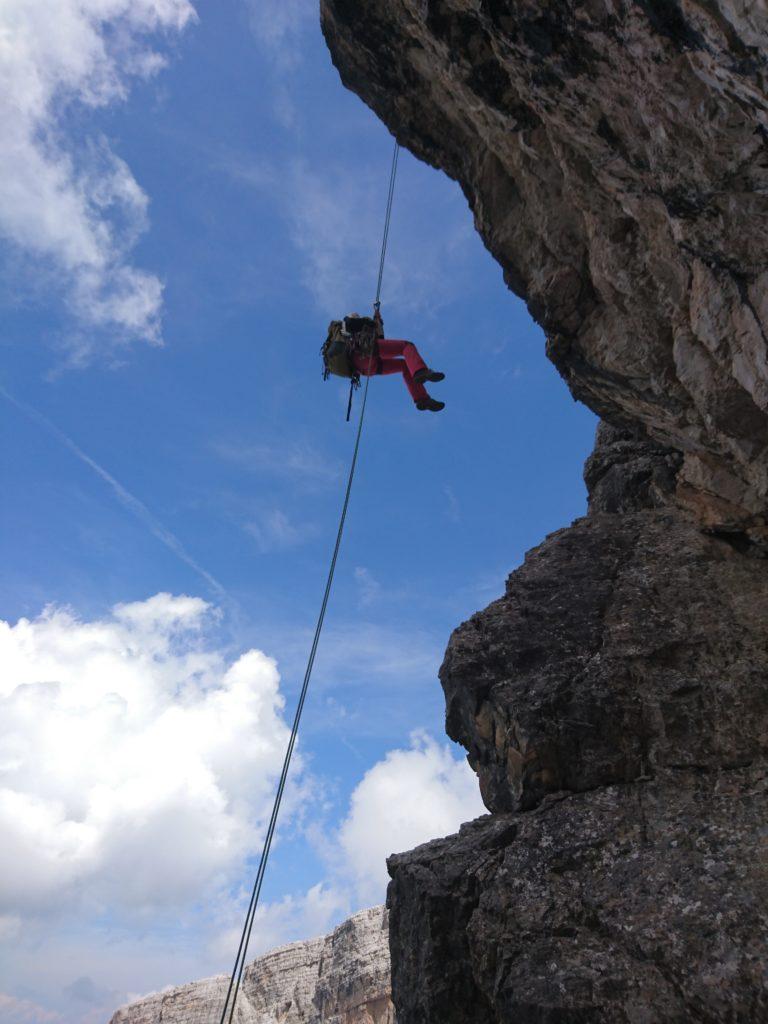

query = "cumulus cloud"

[
  {"left": 0, "top": 593, "right": 296, "bottom": 918},
  {"left": 334, "top": 731, "right": 485, "bottom": 905},
  {"left": 214, "top": 733, "right": 484, "bottom": 957},
  {"left": 0, "top": 0, "right": 195, "bottom": 356},
  {"left": 0, "top": 594, "right": 483, "bottom": 1020}
]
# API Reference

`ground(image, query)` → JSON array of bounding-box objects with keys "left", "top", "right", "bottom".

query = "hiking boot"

[
  {"left": 413, "top": 367, "right": 445, "bottom": 385},
  {"left": 416, "top": 397, "right": 445, "bottom": 412}
]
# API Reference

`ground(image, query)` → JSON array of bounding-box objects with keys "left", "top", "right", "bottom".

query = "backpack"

[
  {"left": 321, "top": 315, "right": 380, "bottom": 381},
  {"left": 321, "top": 321, "right": 356, "bottom": 380}
]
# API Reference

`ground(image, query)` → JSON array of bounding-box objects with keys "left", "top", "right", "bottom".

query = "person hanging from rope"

[{"left": 322, "top": 307, "right": 445, "bottom": 412}]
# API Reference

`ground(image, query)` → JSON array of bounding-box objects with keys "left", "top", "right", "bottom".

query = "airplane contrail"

[{"left": 2, "top": 386, "right": 228, "bottom": 601}]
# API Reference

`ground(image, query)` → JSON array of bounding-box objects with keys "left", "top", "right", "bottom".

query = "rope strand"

[
  {"left": 375, "top": 140, "right": 400, "bottom": 309},
  {"left": 216, "top": 139, "right": 400, "bottom": 1024}
]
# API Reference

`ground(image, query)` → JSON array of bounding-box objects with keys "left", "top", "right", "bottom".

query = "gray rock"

[
  {"left": 108, "top": 906, "right": 393, "bottom": 1024},
  {"left": 387, "top": 769, "right": 768, "bottom": 1024},
  {"left": 584, "top": 421, "right": 683, "bottom": 515},
  {"left": 320, "top": 0, "right": 768, "bottom": 527},
  {"left": 441, "top": 507, "right": 768, "bottom": 814},
  {"left": 320, "top": 6, "right": 768, "bottom": 1021}
]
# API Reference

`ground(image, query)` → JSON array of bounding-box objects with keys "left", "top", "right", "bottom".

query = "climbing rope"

[
  {"left": 375, "top": 141, "right": 400, "bottom": 310},
  {"left": 217, "top": 139, "right": 400, "bottom": 1024}
]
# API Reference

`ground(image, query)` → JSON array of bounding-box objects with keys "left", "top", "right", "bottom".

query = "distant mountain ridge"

[{"left": 108, "top": 906, "right": 393, "bottom": 1024}]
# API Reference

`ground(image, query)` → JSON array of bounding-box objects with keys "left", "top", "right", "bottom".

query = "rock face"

[
  {"left": 384, "top": 480, "right": 768, "bottom": 1020},
  {"left": 108, "top": 906, "right": 393, "bottom": 1024},
  {"left": 441, "top": 502, "right": 768, "bottom": 815},
  {"left": 321, "top": 0, "right": 768, "bottom": 531},
  {"left": 320, "top": 3, "right": 768, "bottom": 1021},
  {"left": 387, "top": 479, "right": 768, "bottom": 1022},
  {"left": 388, "top": 770, "right": 768, "bottom": 1024}
]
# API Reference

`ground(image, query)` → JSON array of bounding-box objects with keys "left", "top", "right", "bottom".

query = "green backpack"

[
  {"left": 321, "top": 315, "right": 380, "bottom": 381},
  {"left": 321, "top": 320, "right": 356, "bottom": 380}
]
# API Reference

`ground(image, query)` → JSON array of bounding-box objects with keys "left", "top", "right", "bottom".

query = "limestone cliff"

[
  {"left": 320, "top": 2, "right": 768, "bottom": 1021},
  {"left": 390, "top": 443, "right": 768, "bottom": 1021},
  {"left": 108, "top": 906, "right": 393, "bottom": 1024}
]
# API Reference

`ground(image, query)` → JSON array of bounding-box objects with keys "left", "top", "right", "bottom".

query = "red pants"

[{"left": 352, "top": 339, "right": 428, "bottom": 403}]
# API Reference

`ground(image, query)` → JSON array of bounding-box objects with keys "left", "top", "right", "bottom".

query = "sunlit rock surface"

[{"left": 108, "top": 906, "right": 393, "bottom": 1024}]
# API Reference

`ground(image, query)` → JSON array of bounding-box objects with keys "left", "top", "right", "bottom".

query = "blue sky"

[{"left": 0, "top": 2, "right": 597, "bottom": 1022}]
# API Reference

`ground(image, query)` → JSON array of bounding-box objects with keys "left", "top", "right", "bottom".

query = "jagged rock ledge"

[
  {"left": 386, "top": 424, "right": 768, "bottom": 1021},
  {"left": 108, "top": 906, "right": 393, "bottom": 1024},
  {"left": 441, "top": 490, "right": 768, "bottom": 815},
  {"left": 387, "top": 768, "right": 768, "bottom": 1023}
]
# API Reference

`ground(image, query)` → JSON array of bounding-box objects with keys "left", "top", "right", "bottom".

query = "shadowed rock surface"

[
  {"left": 407, "top": 477, "right": 768, "bottom": 1021},
  {"left": 321, "top": 0, "right": 768, "bottom": 530},
  {"left": 584, "top": 421, "right": 683, "bottom": 514},
  {"left": 441, "top": 504, "right": 768, "bottom": 814},
  {"left": 108, "top": 906, "right": 393, "bottom": 1024},
  {"left": 387, "top": 769, "right": 768, "bottom": 1024}
]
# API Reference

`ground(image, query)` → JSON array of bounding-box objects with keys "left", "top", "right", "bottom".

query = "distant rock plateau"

[{"left": 109, "top": 906, "right": 393, "bottom": 1024}]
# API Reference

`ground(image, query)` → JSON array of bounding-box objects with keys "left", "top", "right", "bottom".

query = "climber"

[{"left": 322, "top": 309, "right": 446, "bottom": 411}]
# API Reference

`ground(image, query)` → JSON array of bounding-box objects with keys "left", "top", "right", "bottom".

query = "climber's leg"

[
  {"left": 379, "top": 357, "right": 428, "bottom": 403},
  {"left": 378, "top": 339, "right": 427, "bottom": 379}
]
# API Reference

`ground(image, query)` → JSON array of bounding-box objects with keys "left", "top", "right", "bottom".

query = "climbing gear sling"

[{"left": 217, "top": 139, "right": 400, "bottom": 1024}]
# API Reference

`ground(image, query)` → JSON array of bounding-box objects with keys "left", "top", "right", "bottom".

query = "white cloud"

[
  {"left": 0, "top": 993, "right": 61, "bottom": 1024},
  {"left": 443, "top": 484, "right": 461, "bottom": 523},
  {"left": 210, "top": 881, "right": 350, "bottom": 963},
  {"left": 0, "top": 593, "right": 296, "bottom": 918},
  {"left": 232, "top": 157, "right": 474, "bottom": 319},
  {"left": 213, "top": 438, "right": 343, "bottom": 489},
  {"left": 0, "top": 0, "right": 196, "bottom": 356},
  {"left": 246, "top": 0, "right": 315, "bottom": 69},
  {"left": 315, "top": 623, "right": 441, "bottom": 686},
  {"left": 0, "top": 594, "right": 484, "bottom": 1022},
  {"left": 244, "top": 506, "right": 319, "bottom": 553},
  {"left": 213, "top": 733, "right": 484, "bottom": 970},
  {"left": 244, "top": 0, "right": 315, "bottom": 126},
  {"left": 353, "top": 567, "right": 381, "bottom": 607},
  {"left": 334, "top": 731, "right": 485, "bottom": 905}
]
